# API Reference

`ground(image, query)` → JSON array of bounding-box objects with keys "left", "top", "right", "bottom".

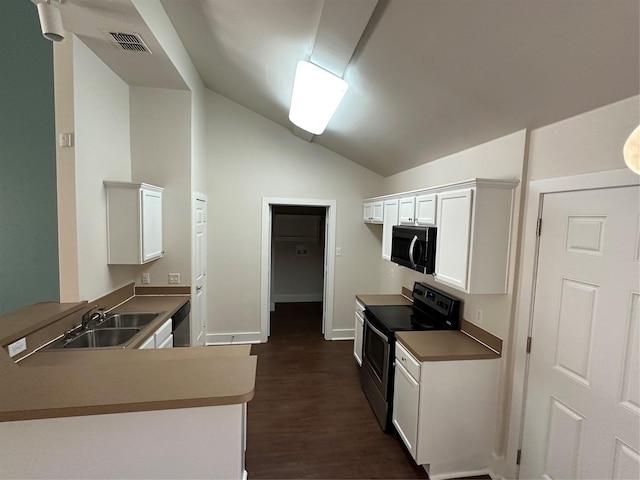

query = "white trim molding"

[
  {"left": 261, "top": 197, "right": 337, "bottom": 342},
  {"left": 504, "top": 168, "right": 639, "bottom": 479},
  {"left": 330, "top": 328, "right": 355, "bottom": 341},
  {"left": 206, "top": 332, "right": 263, "bottom": 345}
]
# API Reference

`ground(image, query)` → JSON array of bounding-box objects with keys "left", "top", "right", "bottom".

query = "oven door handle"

[
  {"left": 365, "top": 317, "right": 389, "bottom": 342},
  {"left": 408, "top": 235, "right": 418, "bottom": 269}
]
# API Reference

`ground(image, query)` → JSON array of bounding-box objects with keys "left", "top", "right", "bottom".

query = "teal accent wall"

[{"left": 0, "top": 0, "right": 60, "bottom": 315}]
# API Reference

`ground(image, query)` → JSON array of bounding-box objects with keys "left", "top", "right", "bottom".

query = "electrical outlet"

[
  {"left": 475, "top": 308, "right": 484, "bottom": 325},
  {"left": 8, "top": 337, "right": 27, "bottom": 358},
  {"left": 169, "top": 273, "right": 181, "bottom": 284},
  {"left": 142, "top": 273, "right": 150, "bottom": 284}
]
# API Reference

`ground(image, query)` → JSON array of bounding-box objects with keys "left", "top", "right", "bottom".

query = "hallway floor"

[{"left": 245, "top": 302, "right": 428, "bottom": 479}]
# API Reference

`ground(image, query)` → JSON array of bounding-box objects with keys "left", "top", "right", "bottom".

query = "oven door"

[{"left": 362, "top": 316, "right": 391, "bottom": 398}]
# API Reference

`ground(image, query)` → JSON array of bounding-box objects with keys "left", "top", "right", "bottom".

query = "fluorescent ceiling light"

[{"left": 289, "top": 60, "right": 349, "bottom": 136}]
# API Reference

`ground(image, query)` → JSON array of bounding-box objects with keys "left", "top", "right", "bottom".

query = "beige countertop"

[
  {"left": 396, "top": 330, "right": 500, "bottom": 362},
  {"left": 0, "top": 285, "right": 256, "bottom": 422},
  {"left": 356, "top": 294, "right": 412, "bottom": 306}
]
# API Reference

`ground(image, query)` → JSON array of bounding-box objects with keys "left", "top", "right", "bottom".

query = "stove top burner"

[{"left": 364, "top": 283, "right": 461, "bottom": 335}]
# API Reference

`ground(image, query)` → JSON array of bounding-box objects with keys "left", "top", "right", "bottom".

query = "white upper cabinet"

[
  {"left": 105, "top": 181, "right": 164, "bottom": 265},
  {"left": 434, "top": 189, "right": 473, "bottom": 291},
  {"left": 435, "top": 181, "right": 517, "bottom": 294},
  {"left": 363, "top": 179, "right": 517, "bottom": 290},
  {"left": 382, "top": 199, "right": 399, "bottom": 260},
  {"left": 363, "top": 200, "right": 383, "bottom": 223},
  {"left": 398, "top": 197, "right": 416, "bottom": 224},
  {"left": 415, "top": 194, "right": 437, "bottom": 226}
]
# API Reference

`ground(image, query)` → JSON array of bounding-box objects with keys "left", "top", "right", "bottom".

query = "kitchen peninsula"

[{"left": 0, "top": 285, "right": 256, "bottom": 479}]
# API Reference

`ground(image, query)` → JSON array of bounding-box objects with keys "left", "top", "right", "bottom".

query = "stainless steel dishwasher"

[{"left": 172, "top": 300, "right": 191, "bottom": 347}]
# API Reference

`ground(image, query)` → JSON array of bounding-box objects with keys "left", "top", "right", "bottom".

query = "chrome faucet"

[{"left": 81, "top": 305, "right": 106, "bottom": 330}]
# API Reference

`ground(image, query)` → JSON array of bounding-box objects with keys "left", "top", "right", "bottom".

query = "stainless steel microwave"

[{"left": 390, "top": 225, "right": 437, "bottom": 274}]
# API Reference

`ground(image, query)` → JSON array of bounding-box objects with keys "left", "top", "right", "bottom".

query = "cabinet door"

[
  {"left": 415, "top": 194, "right": 436, "bottom": 225},
  {"left": 363, "top": 202, "right": 374, "bottom": 222},
  {"left": 372, "top": 201, "right": 383, "bottom": 223},
  {"left": 382, "top": 199, "right": 399, "bottom": 260},
  {"left": 398, "top": 197, "right": 416, "bottom": 224},
  {"left": 364, "top": 201, "right": 383, "bottom": 223},
  {"left": 393, "top": 361, "right": 420, "bottom": 459},
  {"left": 157, "top": 333, "right": 174, "bottom": 349},
  {"left": 354, "top": 312, "right": 364, "bottom": 366},
  {"left": 141, "top": 188, "right": 163, "bottom": 262},
  {"left": 435, "top": 189, "right": 473, "bottom": 291},
  {"left": 139, "top": 335, "right": 155, "bottom": 349}
]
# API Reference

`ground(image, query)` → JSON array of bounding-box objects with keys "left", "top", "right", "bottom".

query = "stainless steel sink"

[
  {"left": 65, "top": 328, "right": 140, "bottom": 348},
  {"left": 95, "top": 312, "right": 160, "bottom": 329},
  {"left": 46, "top": 327, "right": 141, "bottom": 350}
]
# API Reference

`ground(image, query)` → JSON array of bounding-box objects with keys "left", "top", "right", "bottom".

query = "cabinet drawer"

[
  {"left": 155, "top": 319, "right": 173, "bottom": 346},
  {"left": 355, "top": 301, "right": 365, "bottom": 318},
  {"left": 395, "top": 341, "right": 420, "bottom": 381}
]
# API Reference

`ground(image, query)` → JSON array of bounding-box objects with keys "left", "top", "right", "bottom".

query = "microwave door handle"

[{"left": 408, "top": 235, "right": 418, "bottom": 269}]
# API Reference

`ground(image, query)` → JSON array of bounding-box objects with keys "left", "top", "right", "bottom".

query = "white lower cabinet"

[
  {"left": 354, "top": 301, "right": 365, "bottom": 366},
  {"left": 138, "top": 319, "right": 173, "bottom": 349},
  {"left": 392, "top": 343, "right": 420, "bottom": 458},
  {"left": 393, "top": 341, "right": 499, "bottom": 480}
]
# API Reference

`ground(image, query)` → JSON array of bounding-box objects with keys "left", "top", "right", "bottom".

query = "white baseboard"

[
  {"left": 328, "top": 328, "right": 354, "bottom": 341},
  {"left": 207, "top": 329, "right": 354, "bottom": 344},
  {"left": 273, "top": 294, "right": 323, "bottom": 303},
  {"left": 427, "top": 468, "right": 492, "bottom": 480},
  {"left": 206, "top": 332, "right": 262, "bottom": 345}
]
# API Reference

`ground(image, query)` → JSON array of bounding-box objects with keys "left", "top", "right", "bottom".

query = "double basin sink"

[{"left": 46, "top": 313, "right": 162, "bottom": 350}]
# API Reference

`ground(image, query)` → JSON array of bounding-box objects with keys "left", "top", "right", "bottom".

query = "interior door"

[
  {"left": 193, "top": 193, "right": 207, "bottom": 347},
  {"left": 520, "top": 185, "right": 640, "bottom": 479}
]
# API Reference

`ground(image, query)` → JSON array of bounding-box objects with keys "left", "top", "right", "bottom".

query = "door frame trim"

[
  {"left": 260, "top": 197, "right": 337, "bottom": 342},
  {"left": 505, "top": 168, "right": 639, "bottom": 478}
]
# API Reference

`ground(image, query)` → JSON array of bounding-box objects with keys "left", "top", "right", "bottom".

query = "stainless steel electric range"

[{"left": 360, "top": 282, "right": 462, "bottom": 431}]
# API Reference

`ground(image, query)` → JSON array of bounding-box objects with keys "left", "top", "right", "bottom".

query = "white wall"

[
  {"left": 528, "top": 96, "right": 639, "bottom": 180},
  {"left": 206, "top": 90, "right": 383, "bottom": 339},
  {"left": 130, "top": 87, "right": 192, "bottom": 286},
  {"left": 73, "top": 37, "right": 136, "bottom": 302},
  {"left": 131, "top": 0, "right": 208, "bottom": 194},
  {"left": 381, "top": 130, "right": 528, "bottom": 340},
  {"left": 272, "top": 214, "right": 325, "bottom": 302}
]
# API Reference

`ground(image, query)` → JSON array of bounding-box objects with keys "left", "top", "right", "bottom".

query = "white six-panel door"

[
  {"left": 193, "top": 193, "right": 207, "bottom": 346},
  {"left": 521, "top": 185, "right": 640, "bottom": 479}
]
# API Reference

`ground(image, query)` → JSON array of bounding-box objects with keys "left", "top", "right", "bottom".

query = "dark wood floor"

[{"left": 246, "top": 302, "right": 429, "bottom": 479}]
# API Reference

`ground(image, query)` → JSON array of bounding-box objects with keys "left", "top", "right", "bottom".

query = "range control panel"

[{"left": 412, "top": 282, "right": 462, "bottom": 319}]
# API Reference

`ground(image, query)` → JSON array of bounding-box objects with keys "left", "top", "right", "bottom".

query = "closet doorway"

[{"left": 260, "top": 198, "right": 337, "bottom": 341}]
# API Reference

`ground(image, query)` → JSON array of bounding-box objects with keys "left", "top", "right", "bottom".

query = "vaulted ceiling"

[{"left": 49, "top": 0, "right": 640, "bottom": 177}]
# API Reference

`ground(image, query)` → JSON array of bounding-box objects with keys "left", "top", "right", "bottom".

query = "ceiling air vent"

[{"left": 107, "top": 32, "right": 151, "bottom": 53}]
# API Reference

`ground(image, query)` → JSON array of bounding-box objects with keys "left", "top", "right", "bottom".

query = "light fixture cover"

[
  {"left": 37, "top": 1, "right": 65, "bottom": 42},
  {"left": 623, "top": 124, "right": 640, "bottom": 175},
  {"left": 289, "top": 60, "right": 348, "bottom": 135}
]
